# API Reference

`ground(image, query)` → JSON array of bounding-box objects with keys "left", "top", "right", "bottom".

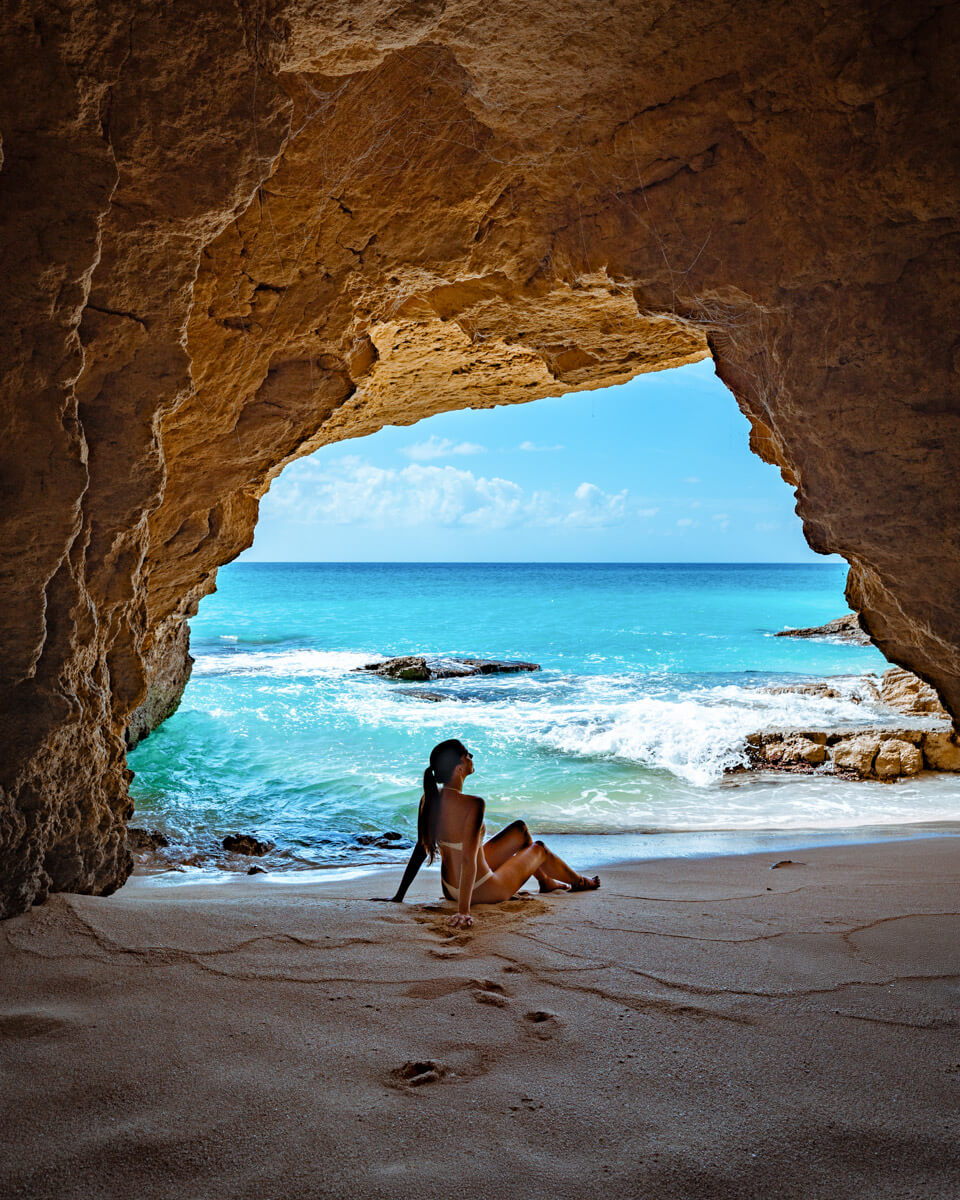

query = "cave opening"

[{"left": 125, "top": 357, "right": 957, "bottom": 882}]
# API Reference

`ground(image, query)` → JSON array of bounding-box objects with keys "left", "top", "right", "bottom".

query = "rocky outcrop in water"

[
  {"left": 744, "top": 726, "right": 960, "bottom": 781},
  {"left": 1, "top": 1, "right": 958, "bottom": 916},
  {"left": 359, "top": 656, "right": 540, "bottom": 681},
  {"left": 774, "top": 615, "right": 870, "bottom": 646},
  {"left": 222, "top": 834, "right": 274, "bottom": 857}
]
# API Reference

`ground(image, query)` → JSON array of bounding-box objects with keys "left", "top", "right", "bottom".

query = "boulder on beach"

[
  {"left": 774, "top": 614, "right": 871, "bottom": 645},
  {"left": 357, "top": 655, "right": 540, "bottom": 681}
]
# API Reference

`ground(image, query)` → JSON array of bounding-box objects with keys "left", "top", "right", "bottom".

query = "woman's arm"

[
  {"left": 449, "top": 799, "right": 484, "bottom": 927},
  {"left": 370, "top": 841, "right": 426, "bottom": 902},
  {"left": 389, "top": 842, "right": 427, "bottom": 902}
]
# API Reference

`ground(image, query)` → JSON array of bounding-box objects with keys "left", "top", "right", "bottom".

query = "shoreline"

[
  {"left": 128, "top": 819, "right": 960, "bottom": 890},
  {"left": 3, "top": 836, "right": 958, "bottom": 1198}
]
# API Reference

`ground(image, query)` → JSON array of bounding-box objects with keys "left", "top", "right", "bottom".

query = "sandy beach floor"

[{"left": 2, "top": 837, "right": 959, "bottom": 1199}]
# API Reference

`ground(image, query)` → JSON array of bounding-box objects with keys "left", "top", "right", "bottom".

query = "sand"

[{"left": 2, "top": 837, "right": 959, "bottom": 1199}]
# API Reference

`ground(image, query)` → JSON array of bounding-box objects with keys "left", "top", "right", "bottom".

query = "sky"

[{"left": 240, "top": 358, "right": 836, "bottom": 563}]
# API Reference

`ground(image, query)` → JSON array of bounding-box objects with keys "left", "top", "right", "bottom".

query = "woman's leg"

[
  {"left": 483, "top": 820, "right": 531, "bottom": 869},
  {"left": 484, "top": 822, "right": 569, "bottom": 892},
  {"left": 474, "top": 841, "right": 549, "bottom": 902},
  {"left": 536, "top": 842, "right": 600, "bottom": 891},
  {"left": 475, "top": 841, "right": 600, "bottom": 902}
]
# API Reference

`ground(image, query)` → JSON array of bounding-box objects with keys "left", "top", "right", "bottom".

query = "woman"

[{"left": 387, "top": 739, "right": 600, "bottom": 928}]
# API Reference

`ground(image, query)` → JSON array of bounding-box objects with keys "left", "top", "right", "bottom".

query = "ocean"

[{"left": 128, "top": 562, "right": 960, "bottom": 873}]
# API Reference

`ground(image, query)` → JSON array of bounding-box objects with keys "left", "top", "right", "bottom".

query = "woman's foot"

[
  {"left": 570, "top": 874, "right": 601, "bottom": 891},
  {"left": 538, "top": 877, "right": 571, "bottom": 893}
]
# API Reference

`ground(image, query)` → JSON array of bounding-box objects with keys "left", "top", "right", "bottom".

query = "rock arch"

[{"left": 1, "top": 0, "right": 957, "bottom": 916}]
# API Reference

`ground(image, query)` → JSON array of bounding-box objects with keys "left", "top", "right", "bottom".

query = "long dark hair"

[{"left": 418, "top": 739, "right": 468, "bottom": 862}]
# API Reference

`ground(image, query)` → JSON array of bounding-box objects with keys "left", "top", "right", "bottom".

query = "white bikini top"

[{"left": 437, "top": 824, "right": 486, "bottom": 852}]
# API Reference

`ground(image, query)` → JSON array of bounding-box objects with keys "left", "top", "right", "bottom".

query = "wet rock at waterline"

[
  {"left": 761, "top": 677, "right": 880, "bottom": 704},
  {"left": 762, "top": 668, "right": 949, "bottom": 719},
  {"left": 743, "top": 726, "right": 960, "bottom": 781},
  {"left": 355, "top": 831, "right": 411, "bottom": 849},
  {"left": 358, "top": 656, "right": 540, "bottom": 682},
  {"left": 126, "top": 828, "right": 170, "bottom": 852},
  {"left": 221, "top": 834, "right": 274, "bottom": 857}
]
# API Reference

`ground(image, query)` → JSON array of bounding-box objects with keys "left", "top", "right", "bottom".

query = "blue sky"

[{"left": 242, "top": 358, "right": 835, "bottom": 563}]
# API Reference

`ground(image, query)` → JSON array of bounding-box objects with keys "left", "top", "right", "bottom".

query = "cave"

[{"left": 1, "top": 1, "right": 958, "bottom": 918}]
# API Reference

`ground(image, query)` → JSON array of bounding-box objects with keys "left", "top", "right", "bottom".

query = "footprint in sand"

[
  {"left": 524, "top": 1009, "right": 560, "bottom": 1040},
  {"left": 473, "top": 981, "right": 510, "bottom": 1007},
  {"left": 391, "top": 1060, "right": 448, "bottom": 1088}
]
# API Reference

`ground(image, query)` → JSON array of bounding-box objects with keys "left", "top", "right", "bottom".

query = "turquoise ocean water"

[{"left": 128, "top": 562, "right": 960, "bottom": 871}]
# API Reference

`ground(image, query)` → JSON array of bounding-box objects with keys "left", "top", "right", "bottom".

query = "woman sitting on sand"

[{"left": 387, "top": 738, "right": 600, "bottom": 928}]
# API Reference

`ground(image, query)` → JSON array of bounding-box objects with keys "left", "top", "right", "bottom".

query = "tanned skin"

[{"left": 373, "top": 749, "right": 599, "bottom": 926}]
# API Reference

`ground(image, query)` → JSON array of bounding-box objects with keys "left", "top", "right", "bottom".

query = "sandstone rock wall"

[
  {"left": 124, "top": 619, "right": 194, "bottom": 751},
  {"left": 1, "top": 0, "right": 958, "bottom": 916}
]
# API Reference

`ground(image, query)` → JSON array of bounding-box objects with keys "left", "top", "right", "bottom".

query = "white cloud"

[
  {"left": 683, "top": 476, "right": 701, "bottom": 484},
  {"left": 636, "top": 507, "right": 660, "bottom": 518},
  {"left": 518, "top": 441, "right": 565, "bottom": 452},
  {"left": 401, "top": 436, "right": 486, "bottom": 461},
  {"left": 676, "top": 517, "right": 697, "bottom": 528},
  {"left": 712, "top": 512, "right": 730, "bottom": 531},
  {"left": 264, "top": 457, "right": 629, "bottom": 532},
  {"left": 754, "top": 521, "right": 780, "bottom": 533}
]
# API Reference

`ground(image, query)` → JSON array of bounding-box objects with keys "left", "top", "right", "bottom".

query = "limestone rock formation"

[
  {"left": 879, "top": 667, "right": 949, "bottom": 719},
  {"left": 1, "top": 1, "right": 958, "bottom": 915},
  {"left": 745, "top": 726, "right": 960, "bottom": 781}
]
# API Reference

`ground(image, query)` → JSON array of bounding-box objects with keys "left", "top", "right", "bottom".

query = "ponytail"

[
  {"left": 419, "top": 765, "right": 441, "bottom": 862},
  {"left": 418, "top": 739, "right": 468, "bottom": 863}
]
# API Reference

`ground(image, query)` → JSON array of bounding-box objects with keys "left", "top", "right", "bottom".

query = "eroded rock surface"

[
  {"left": 745, "top": 727, "right": 959, "bottom": 781},
  {"left": 1, "top": 1, "right": 958, "bottom": 915},
  {"left": 124, "top": 619, "right": 195, "bottom": 750},
  {"left": 879, "top": 667, "right": 949, "bottom": 719}
]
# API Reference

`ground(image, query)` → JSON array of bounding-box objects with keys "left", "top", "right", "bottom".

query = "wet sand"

[{"left": 2, "top": 838, "right": 959, "bottom": 1198}]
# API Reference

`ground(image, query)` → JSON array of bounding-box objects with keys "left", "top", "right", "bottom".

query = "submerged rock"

[
  {"left": 357, "top": 655, "right": 540, "bottom": 681},
  {"left": 222, "top": 833, "right": 274, "bottom": 857},
  {"left": 774, "top": 614, "right": 871, "bottom": 645}
]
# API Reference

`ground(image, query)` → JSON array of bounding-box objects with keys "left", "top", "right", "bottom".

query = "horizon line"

[{"left": 232, "top": 559, "right": 844, "bottom": 567}]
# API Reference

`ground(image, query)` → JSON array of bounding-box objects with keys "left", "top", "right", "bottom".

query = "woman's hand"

[{"left": 447, "top": 912, "right": 474, "bottom": 929}]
